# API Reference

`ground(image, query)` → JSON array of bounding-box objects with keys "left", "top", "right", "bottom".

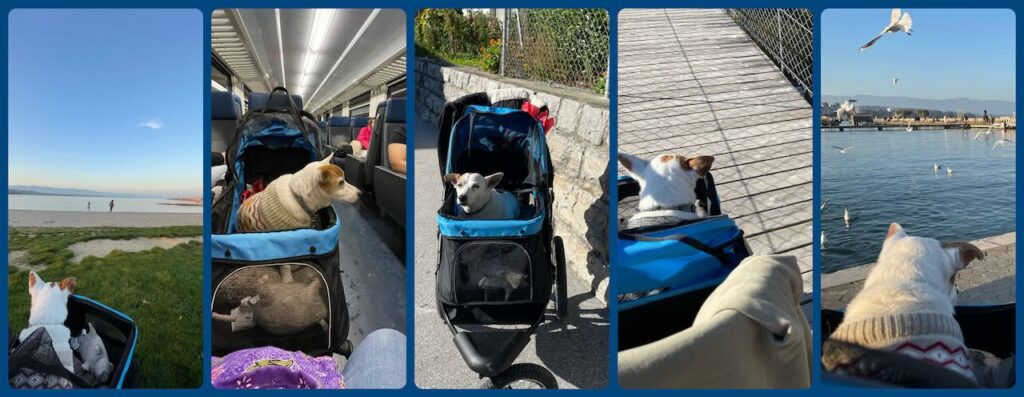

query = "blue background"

[{"left": 1, "top": 0, "right": 1019, "bottom": 395}]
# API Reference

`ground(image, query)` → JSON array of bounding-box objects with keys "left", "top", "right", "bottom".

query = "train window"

[
  {"left": 212, "top": 57, "right": 231, "bottom": 92},
  {"left": 387, "top": 77, "right": 406, "bottom": 98},
  {"left": 350, "top": 90, "right": 372, "bottom": 117}
]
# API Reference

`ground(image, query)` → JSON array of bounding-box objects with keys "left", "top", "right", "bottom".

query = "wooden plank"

[{"left": 618, "top": 9, "right": 813, "bottom": 294}]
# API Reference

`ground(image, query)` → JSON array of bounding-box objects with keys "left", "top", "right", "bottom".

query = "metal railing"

[
  {"left": 726, "top": 9, "right": 813, "bottom": 102},
  {"left": 415, "top": 9, "right": 609, "bottom": 95}
]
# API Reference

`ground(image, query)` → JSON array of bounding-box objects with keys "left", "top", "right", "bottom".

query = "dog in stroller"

[{"left": 433, "top": 90, "right": 569, "bottom": 389}]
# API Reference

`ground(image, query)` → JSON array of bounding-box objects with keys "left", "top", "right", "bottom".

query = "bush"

[{"left": 415, "top": 9, "right": 498, "bottom": 61}]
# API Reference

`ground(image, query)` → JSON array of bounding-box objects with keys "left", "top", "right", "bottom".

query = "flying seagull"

[
  {"left": 821, "top": 198, "right": 830, "bottom": 211},
  {"left": 892, "top": 77, "right": 899, "bottom": 86},
  {"left": 860, "top": 8, "right": 913, "bottom": 51},
  {"left": 994, "top": 131, "right": 1013, "bottom": 149},
  {"left": 832, "top": 145, "right": 854, "bottom": 154},
  {"left": 993, "top": 138, "right": 1013, "bottom": 149},
  {"left": 844, "top": 208, "right": 851, "bottom": 228}
]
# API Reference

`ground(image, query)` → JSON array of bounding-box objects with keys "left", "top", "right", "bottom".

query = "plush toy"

[
  {"left": 211, "top": 295, "right": 261, "bottom": 332},
  {"left": 73, "top": 323, "right": 113, "bottom": 383},
  {"left": 252, "top": 265, "right": 328, "bottom": 335}
]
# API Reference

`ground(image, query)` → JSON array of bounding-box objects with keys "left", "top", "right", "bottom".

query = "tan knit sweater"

[
  {"left": 830, "top": 312, "right": 974, "bottom": 380},
  {"left": 237, "top": 177, "right": 312, "bottom": 232}
]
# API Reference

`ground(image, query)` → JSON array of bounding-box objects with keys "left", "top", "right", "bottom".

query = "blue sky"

[
  {"left": 822, "top": 9, "right": 1016, "bottom": 102},
  {"left": 8, "top": 9, "right": 202, "bottom": 197}
]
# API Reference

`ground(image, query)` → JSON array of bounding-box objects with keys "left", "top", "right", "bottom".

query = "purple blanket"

[{"left": 211, "top": 347, "right": 344, "bottom": 389}]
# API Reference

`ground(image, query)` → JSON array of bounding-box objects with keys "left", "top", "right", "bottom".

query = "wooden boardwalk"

[{"left": 618, "top": 9, "right": 814, "bottom": 295}]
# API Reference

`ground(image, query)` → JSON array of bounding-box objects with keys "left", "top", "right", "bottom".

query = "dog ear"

[
  {"left": 322, "top": 152, "right": 335, "bottom": 164},
  {"left": 686, "top": 156, "right": 715, "bottom": 177},
  {"left": 28, "top": 271, "right": 41, "bottom": 291},
  {"left": 59, "top": 277, "right": 77, "bottom": 296},
  {"left": 618, "top": 153, "right": 648, "bottom": 179},
  {"left": 942, "top": 242, "right": 985, "bottom": 270},
  {"left": 885, "top": 223, "right": 907, "bottom": 242},
  {"left": 443, "top": 173, "right": 461, "bottom": 185},
  {"left": 485, "top": 172, "right": 505, "bottom": 188},
  {"left": 317, "top": 164, "right": 343, "bottom": 186}
]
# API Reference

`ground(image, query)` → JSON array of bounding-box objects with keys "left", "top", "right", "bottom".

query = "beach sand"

[{"left": 8, "top": 209, "right": 202, "bottom": 228}]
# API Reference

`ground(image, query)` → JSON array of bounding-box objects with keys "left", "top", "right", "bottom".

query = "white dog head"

[
  {"left": 443, "top": 172, "right": 504, "bottom": 214},
  {"left": 618, "top": 153, "right": 714, "bottom": 211},
  {"left": 876, "top": 223, "right": 985, "bottom": 305},
  {"left": 27, "top": 271, "right": 75, "bottom": 327},
  {"left": 291, "top": 153, "right": 360, "bottom": 205}
]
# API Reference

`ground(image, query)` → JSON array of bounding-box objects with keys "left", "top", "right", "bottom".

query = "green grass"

[
  {"left": 8, "top": 226, "right": 203, "bottom": 388},
  {"left": 416, "top": 44, "right": 490, "bottom": 70}
]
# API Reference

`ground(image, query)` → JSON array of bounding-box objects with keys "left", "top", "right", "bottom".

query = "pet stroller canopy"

[{"left": 442, "top": 105, "right": 548, "bottom": 192}]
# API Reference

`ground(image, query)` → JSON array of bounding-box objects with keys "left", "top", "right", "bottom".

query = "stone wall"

[{"left": 416, "top": 58, "right": 610, "bottom": 301}]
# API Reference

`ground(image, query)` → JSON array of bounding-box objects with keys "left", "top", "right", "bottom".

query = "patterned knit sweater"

[
  {"left": 237, "top": 177, "right": 313, "bottom": 232},
  {"left": 830, "top": 312, "right": 974, "bottom": 380}
]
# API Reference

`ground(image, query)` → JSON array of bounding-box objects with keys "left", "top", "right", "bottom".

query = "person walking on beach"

[
  {"left": 109, "top": 199, "right": 114, "bottom": 213},
  {"left": 88, "top": 201, "right": 91, "bottom": 212}
]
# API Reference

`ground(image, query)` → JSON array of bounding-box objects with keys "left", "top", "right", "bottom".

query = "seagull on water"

[
  {"left": 844, "top": 208, "right": 851, "bottom": 228},
  {"left": 946, "top": 167, "right": 954, "bottom": 175},
  {"left": 833, "top": 145, "right": 854, "bottom": 154},
  {"left": 860, "top": 8, "right": 913, "bottom": 51},
  {"left": 821, "top": 231, "right": 827, "bottom": 248},
  {"left": 933, "top": 163, "right": 941, "bottom": 172}
]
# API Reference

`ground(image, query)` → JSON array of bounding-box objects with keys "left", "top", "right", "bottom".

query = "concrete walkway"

[
  {"left": 618, "top": 9, "right": 814, "bottom": 299},
  {"left": 413, "top": 116, "right": 609, "bottom": 389},
  {"left": 823, "top": 232, "right": 1016, "bottom": 309}
]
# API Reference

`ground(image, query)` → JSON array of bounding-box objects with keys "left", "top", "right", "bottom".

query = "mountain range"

[
  {"left": 8, "top": 185, "right": 158, "bottom": 198},
  {"left": 822, "top": 94, "right": 1015, "bottom": 116}
]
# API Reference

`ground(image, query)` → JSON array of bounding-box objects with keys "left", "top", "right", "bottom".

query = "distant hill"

[
  {"left": 822, "top": 94, "right": 1015, "bottom": 116},
  {"left": 9, "top": 185, "right": 146, "bottom": 198}
]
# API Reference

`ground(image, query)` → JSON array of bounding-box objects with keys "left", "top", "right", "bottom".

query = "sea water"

[
  {"left": 8, "top": 194, "right": 202, "bottom": 214},
  {"left": 822, "top": 129, "right": 1015, "bottom": 272}
]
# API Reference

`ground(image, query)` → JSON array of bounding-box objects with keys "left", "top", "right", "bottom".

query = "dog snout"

[{"left": 458, "top": 194, "right": 467, "bottom": 203}]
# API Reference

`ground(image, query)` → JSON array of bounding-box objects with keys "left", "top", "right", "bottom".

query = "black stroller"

[
  {"left": 9, "top": 295, "right": 140, "bottom": 388},
  {"left": 210, "top": 87, "right": 352, "bottom": 358},
  {"left": 434, "top": 92, "right": 569, "bottom": 389}
]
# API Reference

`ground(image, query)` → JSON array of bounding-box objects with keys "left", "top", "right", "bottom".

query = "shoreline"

[
  {"left": 8, "top": 209, "right": 203, "bottom": 228},
  {"left": 823, "top": 231, "right": 1016, "bottom": 308}
]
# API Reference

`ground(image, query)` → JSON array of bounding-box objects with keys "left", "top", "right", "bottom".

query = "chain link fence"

[
  {"left": 726, "top": 9, "right": 813, "bottom": 102},
  {"left": 415, "top": 9, "right": 609, "bottom": 95}
]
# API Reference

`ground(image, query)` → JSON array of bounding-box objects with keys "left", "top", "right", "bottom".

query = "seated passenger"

[
  {"left": 355, "top": 118, "right": 375, "bottom": 153},
  {"left": 387, "top": 125, "right": 406, "bottom": 174}
]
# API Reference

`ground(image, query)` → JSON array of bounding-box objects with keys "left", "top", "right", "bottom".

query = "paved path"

[
  {"left": 413, "top": 116, "right": 609, "bottom": 389},
  {"left": 823, "top": 232, "right": 1016, "bottom": 309},
  {"left": 618, "top": 9, "right": 814, "bottom": 298},
  {"left": 8, "top": 209, "right": 202, "bottom": 227}
]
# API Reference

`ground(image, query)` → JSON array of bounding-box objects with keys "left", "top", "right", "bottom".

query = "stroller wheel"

[
  {"left": 480, "top": 363, "right": 558, "bottom": 389},
  {"left": 553, "top": 236, "right": 569, "bottom": 320}
]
